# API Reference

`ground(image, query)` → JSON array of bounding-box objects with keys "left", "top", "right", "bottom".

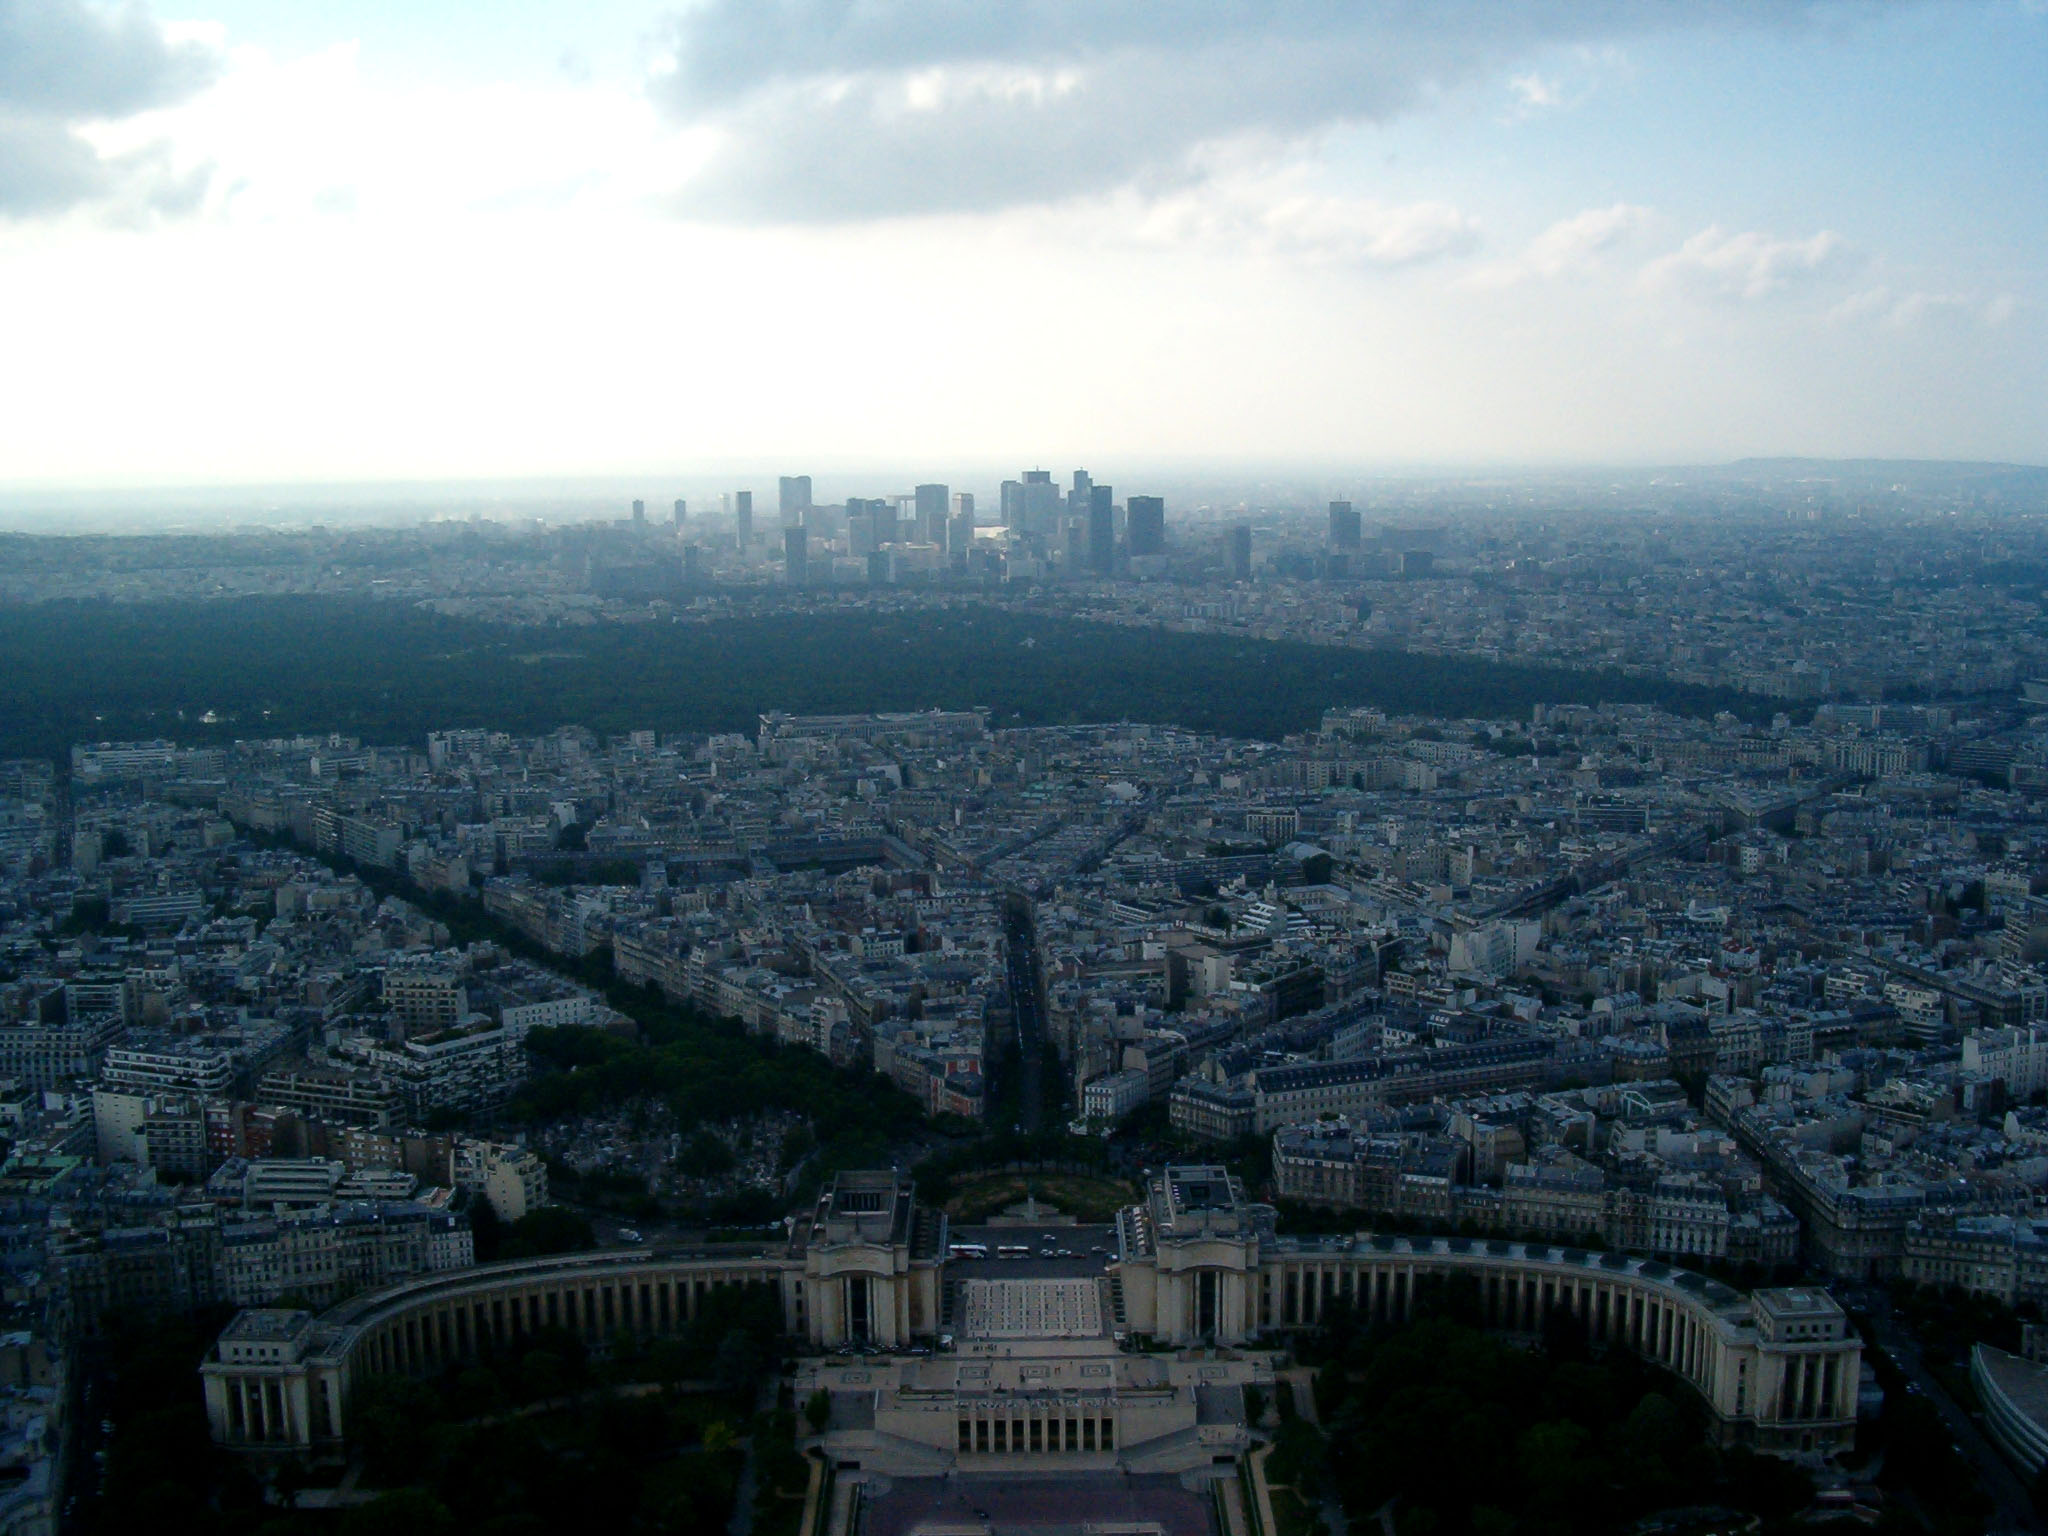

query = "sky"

[{"left": 0, "top": 0, "right": 2044, "bottom": 491}]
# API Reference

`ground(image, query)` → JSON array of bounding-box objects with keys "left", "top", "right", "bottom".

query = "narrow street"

[
  {"left": 1003, "top": 902, "right": 1045, "bottom": 1134},
  {"left": 1866, "top": 1309, "right": 2041, "bottom": 1535}
]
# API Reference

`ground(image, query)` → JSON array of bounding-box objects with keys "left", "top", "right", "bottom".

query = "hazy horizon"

[
  {"left": 0, "top": 0, "right": 2043, "bottom": 500},
  {"left": 5, "top": 454, "right": 2046, "bottom": 535}
]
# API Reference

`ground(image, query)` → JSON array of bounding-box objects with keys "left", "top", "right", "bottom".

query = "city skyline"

[
  {"left": 12, "top": 5, "right": 2048, "bottom": 1526},
  {"left": 0, "top": 0, "right": 2044, "bottom": 490}
]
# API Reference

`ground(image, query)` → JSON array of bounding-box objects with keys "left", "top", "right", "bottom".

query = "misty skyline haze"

[
  {"left": 0, "top": 0, "right": 2043, "bottom": 494},
  {"left": 6, "top": 456, "right": 2046, "bottom": 536}
]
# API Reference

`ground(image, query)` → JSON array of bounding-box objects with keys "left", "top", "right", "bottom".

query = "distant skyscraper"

[
  {"left": 1127, "top": 495, "right": 1165, "bottom": 558},
  {"left": 783, "top": 524, "right": 807, "bottom": 584},
  {"left": 1329, "top": 500, "right": 1361, "bottom": 550},
  {"left": 1020, "top": 470, "right": 1059, "bottom": 538},
  {"left": 673, "top": 499, "right": 687, "bottom": 527},
  {"left": 949, "top": 493, "right": 975, "bottom": 559},
  {"left": 631, "top": 499, "right": 645, "bottom": 524},
  {"left": 915, "top": 483, "right": 948, "bottom": 544},
  {"left": 682, "top": 545, "right": 701, "bottom": 582},
  {"left": 779, "top": 476, "right": 812, "bottom": 523},
  {"left": 1000, "top": 480, "right": 1024, "bottom": 529},
  {"left": 1227, "top": 524, "right": 1252, "bottom": 582},
  {"left": 1088, "top": 484, "right": 1115, "bottom": 574},
  {"left": 735, "top": 491, "right": 753, "bottom": 546},
  {"left": 843, "top": 496, "right": 887, "bottom": 553}
]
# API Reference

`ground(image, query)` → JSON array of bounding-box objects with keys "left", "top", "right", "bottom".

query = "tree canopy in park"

[{"left": 0, "top": 596, "right": 1771, "bottom": 762}]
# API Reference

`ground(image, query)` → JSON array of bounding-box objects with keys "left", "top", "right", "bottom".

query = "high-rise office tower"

[
  {"left": 1000, "top": 480, "right": 1024, "bottom": 529},
  {"left": 1127, "top": 495, "right": 1166, "bottom": 558},
  {"left": 783, "top": 524, "right": 807, "bottom": 584},
  {"left": 1329, "top": 500, "right": 1361, "bottom": 550},
  {"left": 949, "top": 493, "right": 975, "bottom": 560},
  {"left": 779, "top": 476, "right": 812, "bottom": 523},
  {"left": 682, "top": 545, "right": 702, "bottom": 582},
  {"left": 1227, "top": 524, "right": 1252, "bottom": 582},
  {"left": 673, "top": 499, "right": 687, "bottom": 527},
  {"left": 1021, "top": 470, "right": 1059, "bottom": 538},
  {"left": 844, "top": 496, "right": 889, "bottom": 553},
  {"left": 841, "top": 498, "right": 872, "bottom": 557},
  {"left": 1068, "top": 469, "right": 1093, "bottom": 521},
  {"left": 735, "top": 491, "right": 753, "bottom": 546},
  {"left": 847, "top": 497, "right": 895, "bottom": 547},
  {"left": 631, "top": 499, "right": 645, "bottom": 524},
  {"left": 915, "top": 484, "right": 948, "bottom": 544},
  {"left": 1088, "top": 484, "right": 1115, "bottom": 574}
]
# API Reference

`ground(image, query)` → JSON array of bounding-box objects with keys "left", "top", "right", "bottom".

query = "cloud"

[
  {"left": 1639, "top": 224, "right": 1843, "bottom": 300},
  {"left": 649, "top": 0, "right": 1891, "bottom": 223},
  {"left": 1130, "top": 174, "right": 1481, "bottom": 267},
  {"left": 0, "top": 114, "right": 105, "bottom": 214},
  {"left": 1500, "top": 41, "right": 1640, "bottom": 122},
  {"left": 1831, "top": 285, "right": 2021, "bottom": 329},
  {"left": 1292, "top": 198, "right": 1479, "bottom": 267},
  {"left": 0, "top": 0, "right": 219, "bottom": 218},
  {"left": 98, "top": 40, "right": 685, "bottom": 231},
  {"left": 1462, "top": 201, "right": 1649, "bottom": 288},
  {"left": 1509, "top": 71, "right": 1565, "bottom": 110},
  {"left": 1526, "top": 203, "right": 1650, "bottom": 272}
]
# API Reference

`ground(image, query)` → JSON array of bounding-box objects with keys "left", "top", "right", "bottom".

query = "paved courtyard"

[
  {"left": 863, "top": 1472, "right": 1213, "bottom": 1536},
  {"left": 960, "top": 1278, "right": 1105, "bottom": 1339}
]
